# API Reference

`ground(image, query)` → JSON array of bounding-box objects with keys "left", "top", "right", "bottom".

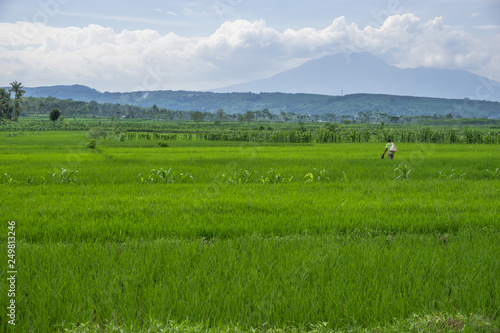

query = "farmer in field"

[{"left": 381, "top": 139, "right": 397, "bottom": 160}]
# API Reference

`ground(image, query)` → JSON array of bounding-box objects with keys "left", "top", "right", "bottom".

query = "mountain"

[
  {"left": 23, "top": 84, "right": 103, "bottom": 101},
  {"left": 20, "top": 86, "right": 500, "bottom": 119},
  {"left": 14, "top": 53, "right": 500, "bottom": 118},
  {"left": 213, "top": 53, "right": 500, "bottom": 102}
]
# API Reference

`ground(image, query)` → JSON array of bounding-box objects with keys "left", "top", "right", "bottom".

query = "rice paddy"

[{"left": 1, "top": 131, "right": 499, "bottom": 332}]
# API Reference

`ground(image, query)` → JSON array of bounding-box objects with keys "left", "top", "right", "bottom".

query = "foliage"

[
  {"left": 437, "top": 169, "right": 466, "bottom": 180},
  {"left": 8, "top": 80, "right": 25, "bottom": 121},
  {"left": 220, "top": 170, "right": 258, "bottom": 184},
  {"left": 51, "top": 168, "right": 78, "bottom": 184},
  {"left": 199, "top": 127, "right": 500, "bottom": 144},
  {"left": 304, "top": 168, "right": 331, "bottom": 183},
  {"left": 258, "top": 168, "right": 294, "bottom": 183},
  {"left": 56, "top": 313, "right": 500, "bottom": 332},
  {"left": 486, "top": 168, "right": 499, "bottom": 179},
  {"left": 86, "top": 128, "right": 108, "bottom": 139},
  {"left": 157, "top": 141, "right": 169, "bottom": 147},
  {"left": 19, "top": 86, "right": 500, "bottom": 118},
  {"left": 49, "top": 108, "right": 61, "bottom": 125},
  {"left": 394, "top": 164, "right": 412, "bottom": 181},
  {"left": 86, "top": 139, "right": 97, "bottom": 149},
  {"left": 0, "top": 88, "right": 11, "bottom": 119},
  {"left": 0, "top": 173, "right": 16, "bottom": 185},
  {"left": 26, "top": 174, "right": 47, "bottom": 186},
  {"left": 139, "top": 168, "right": 193, "bottom": 184}
]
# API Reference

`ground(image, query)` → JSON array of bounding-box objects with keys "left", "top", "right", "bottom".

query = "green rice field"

[{"left": 1, "top": 131, "right": 499, "bottom": 332}]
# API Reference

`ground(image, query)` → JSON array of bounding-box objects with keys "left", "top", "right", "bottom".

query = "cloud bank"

[{"left": 1, "top": 13, "right": 499, "bottom": 92}]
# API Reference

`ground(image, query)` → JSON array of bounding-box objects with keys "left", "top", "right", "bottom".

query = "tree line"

[
  {"left": 0, "top": 81, "right": 25, "bottom": 122},
  {"left": 2, "top": 82, "right": 499, "bottom": 126},
  {"left": 1, "top": 81, "right": 63, "bottom": 126}
]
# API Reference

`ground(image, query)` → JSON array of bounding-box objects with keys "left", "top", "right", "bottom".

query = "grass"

[
  {"left": 16, "top": 232, "right": 500, "bottom": 332},
  {"left": 0, "top": 131, "right": 499, "bottom": 332}
]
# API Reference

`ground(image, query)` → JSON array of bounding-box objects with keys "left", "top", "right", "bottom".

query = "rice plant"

[{"left": 2, "top": 132, "right": 500, "bottom": 333}]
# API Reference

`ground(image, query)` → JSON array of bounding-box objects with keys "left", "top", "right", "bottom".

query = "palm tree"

[{"left": 9, "top": 81, "right": 26, "bottom": 121}]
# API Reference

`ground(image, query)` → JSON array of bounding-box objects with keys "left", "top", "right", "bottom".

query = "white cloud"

[
  {"left": 475, "top": 25, "right": 500, "bottom": 30},
  {"left": 154, "top": 8, "right": 178, "bottom": 16},
  {"left": 1, "top": 13, "right": 499, "bottom": 92}
]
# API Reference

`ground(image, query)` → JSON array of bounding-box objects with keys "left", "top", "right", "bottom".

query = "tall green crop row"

[{"left": 199, "top": 128, "right": 499, "bottom": 144}]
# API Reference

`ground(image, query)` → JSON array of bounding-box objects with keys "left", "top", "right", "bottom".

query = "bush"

[
  {"left": 157, "top": 141, "right": 168, "bottom": 147},
  {"left": 86, "top": 139, "right": 97, "bottom": 149}
]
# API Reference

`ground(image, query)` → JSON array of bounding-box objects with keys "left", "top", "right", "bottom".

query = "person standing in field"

[{"left": 381, "top": 139, "right": 397, "bottom": 160}]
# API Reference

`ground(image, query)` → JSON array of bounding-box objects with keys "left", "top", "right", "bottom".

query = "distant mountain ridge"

[
  {"left": 17, "top": 85, "right": 500, "bottom": 119},
  {"left": 10, "top": 52, "right": 500, "bottom": 118},
  {"left": 23, "top": 84, "right": 102, "bottom": 101},
  {"left": 213, "top": 53, "right": 500, "bottom": 102}
]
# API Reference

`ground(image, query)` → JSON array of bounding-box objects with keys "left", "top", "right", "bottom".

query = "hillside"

[
  {"left": 20, "top": 86, "right": 500, "bottom": 119},
  {"left": 213, "top": 52, "right": 500, "bottom": 102}
]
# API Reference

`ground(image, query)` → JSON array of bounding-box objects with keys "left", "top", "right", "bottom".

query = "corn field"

[
  {"left": 120, "top": 128, "right": 499, "bottom": 144},
  {"left": 198, "top": 128, "right": 499, "bottom": 144}
]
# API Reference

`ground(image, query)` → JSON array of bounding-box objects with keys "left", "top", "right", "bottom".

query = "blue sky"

[{"left": 1, "top": 0, "right": 499, "bottom": 93}]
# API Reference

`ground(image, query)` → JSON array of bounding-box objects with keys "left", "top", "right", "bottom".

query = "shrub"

[
  {"left": 158, "top": 141, "right": 168, "bottom": 147},
  {"left": 86, "top": 139, "right": 97, "bottom": 149}
]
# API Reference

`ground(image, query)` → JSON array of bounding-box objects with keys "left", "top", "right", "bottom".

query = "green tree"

[
  {"left": 49, "top": 108, "right": 61, "bottom": 127},
  {"left": 216, "top": 108, "right": 226, "bottom": 122},
  {"left": 244, "top": 110, "right": 255, "bottom": 123},
  {"left": 0, "top": 88, "right": 10, "bottom": 119},
  {"left": 37, "top": 101, "right": 46, "bottom": 116},
  {"left": 281, "top": 111, "right": 291, "bottom": 122},
  {"left": 190, "top": 111, "right": 205, "bottom": 124},
  {"left": 262, "top": 108, "right": 271, "bottom": 120},
  {"left": 9, "top": 81, "right": 25, "bottom": 121},
  {"left": 237, "top": 114, "right": 245, "bottom": 123}
]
